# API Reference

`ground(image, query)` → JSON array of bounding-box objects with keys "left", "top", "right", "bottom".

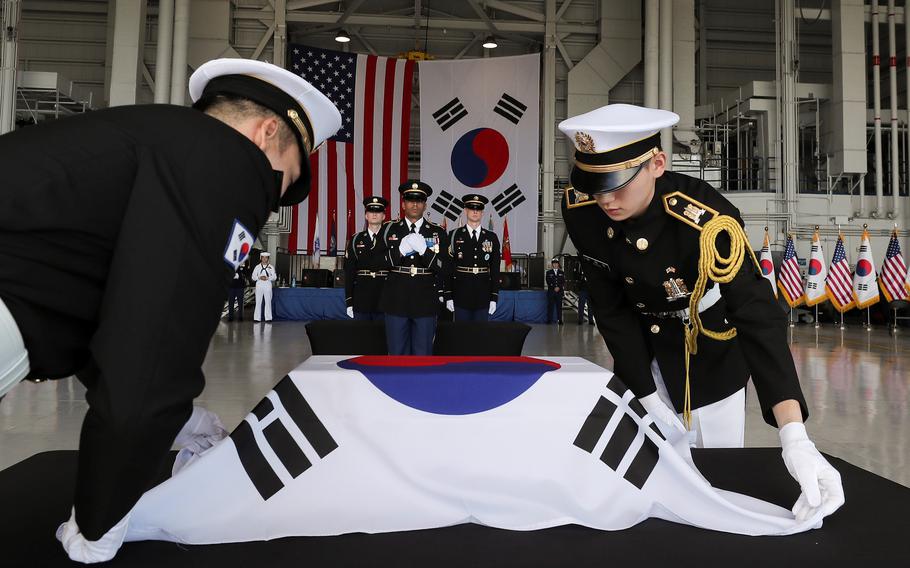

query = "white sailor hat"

[
  {"left": 189, "top": 58, "right": 342, "bottom": 208},
  {"left": 259, "top": 251, "right": 271, "bottom": 257},
  {"left": 558, "top": 104, "right": 679, "bottom": 194}
]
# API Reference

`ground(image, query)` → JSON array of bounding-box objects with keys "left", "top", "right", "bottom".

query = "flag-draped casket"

[{"left": 125, "top": 356, "right": 825, "bottom": 544}]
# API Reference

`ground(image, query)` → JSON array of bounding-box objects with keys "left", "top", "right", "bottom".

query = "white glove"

[
  {"left": 779, "top": 422, "right": 845, "bottom": 522},
  {"left": 57, "top": 508, "right": 130, "bottom": 564},
  {"left": 346, "top": 307, "right": 354, "bottom": 318},
  {"left": 488, "top": 301, "right": 497, "bottom": 315},
  {"left": 398, "top": 238, "right": 415, "bottom": 256},
  {"left": 639, "top": 392, "right": 687, "bottom": 435},
  {"left": 446, "top": 300, "right": 455, "bottom": 312},
  {"left": 406, "top": 233, "right": 428, "bottom": 255},
  {"left": 172, "top": 406, "right": 228, "bottom": 475}
]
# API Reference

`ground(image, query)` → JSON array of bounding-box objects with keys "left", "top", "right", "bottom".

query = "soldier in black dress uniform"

[
  {"left": 0, "top": 58, "right": 341, "bottom": 561},
  {"left": 558, "top": 103, "right": 843, "bottom": 523},
  {"left": 344, "top": 196, "right": 390, "bottom": 320},
  {"left": 380, "top": 181, "right": 450, "bottom": 355},
  {"left": 227, "top": 261, "right": 251, "bottom": 321},
  {"left": 446, "top": 194, "right": 501, "bottom": 321},
  {"left": 545, "top": 258, "right": 566, "bottom": 324}
]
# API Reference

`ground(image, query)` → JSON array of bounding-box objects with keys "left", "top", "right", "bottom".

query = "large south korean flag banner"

[{"left": 419, "top": 54, "right": 539, "bottom": 252}]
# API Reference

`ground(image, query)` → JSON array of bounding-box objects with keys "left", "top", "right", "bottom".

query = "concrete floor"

[{"left": 1, "top": 318, "right": 908, "bottom": 487}]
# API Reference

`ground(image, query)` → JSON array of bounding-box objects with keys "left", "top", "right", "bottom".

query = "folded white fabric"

[
  {"left": 57, "top": 508, "right": 130, "bottom": 564},
  {"left": 172, "top": 406, "right": 228, "bottom": 475}
]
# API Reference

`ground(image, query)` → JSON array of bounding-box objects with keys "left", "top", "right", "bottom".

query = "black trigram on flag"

[
  {"left": 433, "top": 97, "right": 469, "bottom": 131},
  {"left": 431, "top": 190, "right": 464, "bottom": 221},
  {"left": 857, "top": 283, "right": 869, "bottom": 291},
  {"left": 492, "top": 184, "right": 526, "bottom": 217},
  {"left": 494, "top": 92, "right": 527, "bottom": 125},
  {"left": 573, "top": 378, "right": 661, "bottom": 490},
  {"left": 231, "top": 376, "right": 338, "bottom": 500}
]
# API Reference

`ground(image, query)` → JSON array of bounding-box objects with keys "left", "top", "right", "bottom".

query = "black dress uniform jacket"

[
  {"left": 0, "top": 105, "right": 278, "bottom": 539},
  {"left": 562, "top": 170, "right": 808, "bottom": 427},
  {"left": 447, "top": 226, "right": 501, "bottom": 309},
  {"left": 343, "top": 227, "right": 390, "bottom": 313},
  {"left": 379, "top": 218, "right": 450, "bottom": 317},
  {"left": 546, "top": 269, "right": 566, "bottom": 291}
]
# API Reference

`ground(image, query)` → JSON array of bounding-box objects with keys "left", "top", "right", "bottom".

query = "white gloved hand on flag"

[
  {"left": 779, "top": 422, "right": 845, "bottom": 522},
  {"left": 446, "top": 300, "right": 455, "bottom": 312},
  {"left": 172, "top": 406, "right": 228, "bottom": 474},
  {"left": 346, "top": 307, "right": 354, "bottom": 319},
  {"left": 57, "top": 508, "right": 130, "bottom": 564},
  {"left": 639, "top": 392, "right": 687, "bottom": 435},
  {"left": 488, "top": 301, "right": 497, "bottom": 315}
]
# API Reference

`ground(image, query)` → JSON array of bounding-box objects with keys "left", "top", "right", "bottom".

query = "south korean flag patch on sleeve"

[{"left": 224, "top": 219, "right": 254, "bottom": 270}]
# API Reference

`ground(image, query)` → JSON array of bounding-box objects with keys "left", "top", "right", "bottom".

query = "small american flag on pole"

[
  {"left": 287, "top": 45, "right": 416, "bottom": 254},
  {"left": 878, "top": 229, "right": 908, "bottom": 302},
  {"left": 777, "top": 234, "right": 805, "bottom": 307},
  {"left": 825, "top": 234, "right": 855, "bottom": 312}
]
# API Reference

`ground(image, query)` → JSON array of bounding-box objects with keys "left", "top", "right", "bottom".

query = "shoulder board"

[
  {"left": 662, "top": 191, "right": 719, "bottom": 232},
  {"left": 564, "top": 186, "right": 597, "bottom": 209}
]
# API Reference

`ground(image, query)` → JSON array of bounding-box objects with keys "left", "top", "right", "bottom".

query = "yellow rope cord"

[{"left": 681, "top": 215, "right": 761, "bottom": 428}]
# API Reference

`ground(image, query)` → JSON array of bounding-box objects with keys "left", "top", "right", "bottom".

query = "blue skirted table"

[{"left": 273, "top": 288, "right": 547, "bottom": 323}]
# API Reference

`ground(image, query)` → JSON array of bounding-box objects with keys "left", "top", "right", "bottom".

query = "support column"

[
  {"left": 170, "top": 0, "right": 190, "bottom": 106},
  {"left": 781, "top": 0, "right": 798, "bottom": 226},
  {"left": 541, "top": 0, "right": 557, "bottom": 260},
  {"left": 108, "top": 0, "right": 147, "bottom": 107},
  {"left": 154, "top": 0, "right": 174, "bottom": 103},
  {"left": 658, "top": 0, "right": 673, "bottom": 168},
  {"left": 644, "top": 0, "right": 658, "bottom": 109},
  {"left": 266, "top": 0, "right": 288, "bottom": 260},
  {"left": 0, "top": 0, "right": 22, "bottom": 134}
]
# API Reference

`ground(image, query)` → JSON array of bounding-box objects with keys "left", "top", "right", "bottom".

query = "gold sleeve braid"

[{"left": 681, "top": 214, "right": 761, "bottom": 428}]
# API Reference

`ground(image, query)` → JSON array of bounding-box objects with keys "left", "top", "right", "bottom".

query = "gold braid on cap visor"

[
  {"left": 287, "top": 109, "right": 314, "bottom": 154},
  {"left": 573, "top": 147, "right": 659, "bottom": 173}
]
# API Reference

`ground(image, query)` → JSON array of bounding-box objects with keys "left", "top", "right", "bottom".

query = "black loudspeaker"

[
  {"left": 300, "top": 269, "right": 333, "bottom": 287},
  {"left": 498, "top": 272, "right": 521, "bottom": 290},
  {"left": 528, "top": 256, "right": 545, "bottom": 289},
  {"left": 333, "top": 269, "right": 346, "bottom": 288}
]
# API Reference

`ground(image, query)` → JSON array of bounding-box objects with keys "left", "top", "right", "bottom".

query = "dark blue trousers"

[
  {"left": 385, "top": 315, "right": 436, "bottom": 355},
  {"left": 576, "top": 290, "right": 595, "bottom": 325},
  {"left": 354, "top": 311, "right": 385, "bottom": 321},
  {"left": 454, "top": 306, "right": 489, "bottom": 322},
  {"left": 227, "top": 288, "right": 245, "bottom": 320},
  {"left": 546, "top": 291, "right": 563, "bottom": 323}
]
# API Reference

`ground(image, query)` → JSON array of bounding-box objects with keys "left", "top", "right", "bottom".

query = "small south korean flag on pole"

[
  {"left": 223, "top": 219, "right": 254, "bottom": 270},
  {"left": 419, "top": 54, "right": 540, "bottom": 253}
]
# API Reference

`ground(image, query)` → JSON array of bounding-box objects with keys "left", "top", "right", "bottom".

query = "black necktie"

[
  {"left": 410, "top": 223, "right": 417, "bottom": 234},
  {"left": 471, "top": 230, "right": 478, "bottom": 244}
]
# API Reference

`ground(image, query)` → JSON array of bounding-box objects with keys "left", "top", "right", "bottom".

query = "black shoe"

[
  {"left": 558, "top": 320, "right": 564, "bottom": 325},
  {"left": 227, "top": 317, "right": 234, "bottom": 322}
]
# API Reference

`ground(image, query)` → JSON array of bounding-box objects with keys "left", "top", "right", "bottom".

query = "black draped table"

[{"left": 1, "top": 448, "right": 907, "bottom": 567}]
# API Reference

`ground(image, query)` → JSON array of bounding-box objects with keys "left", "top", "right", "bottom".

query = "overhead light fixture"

[
  {"left": 335, "top": 29, "right": 351, "bottom": 43},
  {"left": 482, "top": 36, "right": 498, "bottom": 49}
]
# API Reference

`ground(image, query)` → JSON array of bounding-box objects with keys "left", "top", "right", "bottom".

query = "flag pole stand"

[
  {"left": 866, "top": 307, "right": 872, "bottom": 331},
  {"left": 788, "top": 307, "right": 795, "bottom": 328},
  {"left": 814, "top": 305, "right": 819, "bottom": 329},
  {"left": 840, "top": 310, "right": 846, "bottom": 330},
  {"left": 893, "top": 308, "right": 899, "bottom": 334}
]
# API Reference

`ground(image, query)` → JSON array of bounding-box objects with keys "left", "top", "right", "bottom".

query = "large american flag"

[
  {"left": 287, "top": 45, "right": 416, "bottom": 254},
  {"left": 878, "top": 230, "right": 908, "bottom": 302},
  {"left": 825, "top": 235, "right": 855, "bottom": 312},
  {"left": 776, "top": 234, "right": 804, "bottom": 307}
]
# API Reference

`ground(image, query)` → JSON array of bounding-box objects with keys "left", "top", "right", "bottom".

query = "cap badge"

[
  {"left": 575, "top": 131, "right": 596, "bottom": 153},
  {"left": 411, "top": 182, "right": 419, "bottom": 190}
]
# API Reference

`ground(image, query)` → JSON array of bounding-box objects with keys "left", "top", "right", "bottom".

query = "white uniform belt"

[
  {"left": 391, "top": 267, "right": 433, "bottom": 276},
  {"left": 643, "top": 283, "right": 721, "bottom": 319},
  {"left": 0, "top": 296, "right": 30, "bottom": 398},
  {"left": 356, "top": 270, "right": 388, "bottom": 278},
  {"left": 456, "top": 267, "right": 490, "bottom": 275}
]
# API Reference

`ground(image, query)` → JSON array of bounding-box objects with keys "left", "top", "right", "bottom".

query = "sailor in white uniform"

[{"left": 251, "top": 252, "right": 277, "bottom": 322}]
